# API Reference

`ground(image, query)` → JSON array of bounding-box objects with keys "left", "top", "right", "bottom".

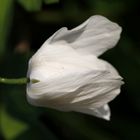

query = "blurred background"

[{"left": 0, "top": 0, "right": 140, "bottom": 140}]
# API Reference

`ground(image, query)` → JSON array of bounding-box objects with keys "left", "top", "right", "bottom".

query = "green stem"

[{"left": 0, "top": 77, "right": 29, "bottom": 85}]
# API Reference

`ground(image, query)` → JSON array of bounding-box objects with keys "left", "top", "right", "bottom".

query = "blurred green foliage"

[
  {"left": 0, "top": 0, "right": 13, "bottom": 56},
  {"left": 0, "top": 105, "right": 28, "bottom": 140},
  {"left": 0, "top": 0, "right": 140, "bottom": 140},
  {"left": 44, "top": 0, "right": 59, "bottom": 5},
  {"left": 17, "top": 0, "right": 42, "bottom": 11}
]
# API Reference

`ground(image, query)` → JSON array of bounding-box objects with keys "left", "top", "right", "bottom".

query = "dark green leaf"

[
  {"left": 44, "top": 0, "right": 59, "bottom": 4},
  {"left": 0, "top": 0, "right": 13, "bottom": 56}
]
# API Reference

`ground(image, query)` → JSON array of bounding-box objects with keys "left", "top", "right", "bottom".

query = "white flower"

[{"left": 27, "top": 15, "right": 123, "bottom": 120}]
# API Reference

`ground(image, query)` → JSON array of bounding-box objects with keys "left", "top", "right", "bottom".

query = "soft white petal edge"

[
  {"left": 45, "top": 15, "right": 122, "bottom": 56},
  {"left": 74, "top": 104, "right": 111, "bottom": 120}
]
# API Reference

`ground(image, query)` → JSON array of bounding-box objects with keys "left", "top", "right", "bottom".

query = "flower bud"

[{"left": 27, "top": 15, "right": 123, "bottom": 120}]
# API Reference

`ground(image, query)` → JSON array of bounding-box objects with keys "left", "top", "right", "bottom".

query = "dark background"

[{"left": 0, "top": 0, "right": 140, "bottom": 140}]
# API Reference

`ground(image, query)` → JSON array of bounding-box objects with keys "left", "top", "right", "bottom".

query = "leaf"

[
  {"left": 0, "top": 0, "right": 13, "bottom": 56},
  {"left": 17, "top": 0, "right": 42, "bottom": 12},
  {"left": 44, "top": 0, "right": 59, "bottom": 4},
  {"left": 0, "top": 105, "right": 28, "bottom": 140}
]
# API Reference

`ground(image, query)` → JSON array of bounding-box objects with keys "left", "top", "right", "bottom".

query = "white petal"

[
  {"left": 92, "top": 104, "right": 111, "bottom": 120},
  {"left": 27, "top": 15, "right": 123, "bottom": 120},
  {"left": 27, "top": 56, "right": 105, "bottom": 108},
  {"left": 27, "top": 49, "right": 123, "bottom": 113},
  {"left": 60, "top": 60, "right": 123, "bottom": 109},
  {"left": 73, "top": 104, "right": 111, "bottom": 120},
  {"left": 27, "top": 42, "right": 112, "bottom": 82},
  {"left": 45, "top": 15, "right": 122, "bottom": 56}
]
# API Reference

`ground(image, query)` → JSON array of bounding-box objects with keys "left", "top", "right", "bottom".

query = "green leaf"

[
  {"left": 44, "top": 0, "right": 59, "bottom": 4},
  {"left": 0, "top": 0, "right": 13, "bottom": 56},
  {"left": 0, "top": 105, "right": 28, "bottom": 140},
  {"left": 17, "top": 0, "right": 42, "bottom": 12}
]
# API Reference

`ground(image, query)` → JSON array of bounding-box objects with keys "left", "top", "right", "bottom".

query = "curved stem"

[{"left": 0, "top": 77, "right": 29, "bottom": 85}]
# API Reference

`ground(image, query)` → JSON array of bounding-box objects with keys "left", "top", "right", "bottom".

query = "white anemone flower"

[{"left": 27, "top": 15, "right": 123, "bottom": 120}]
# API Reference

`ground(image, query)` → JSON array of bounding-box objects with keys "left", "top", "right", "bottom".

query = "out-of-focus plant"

[
  {"left": 0, "top": 0, "right": 13, "bottom": 56},
  {"left": 0, "top": 0, "right": 59, "bottom": 56}
]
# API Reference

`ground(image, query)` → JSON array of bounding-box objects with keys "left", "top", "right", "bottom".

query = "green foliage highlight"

[
  {"left": 0, "top": 106, "right": 28, "bottom": 140},
  {"left": 17, "top": 0, "right": 42, "bottom": 12},
  {"left": 44, "top": 0, "right": 59, "bottom": 4}
]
